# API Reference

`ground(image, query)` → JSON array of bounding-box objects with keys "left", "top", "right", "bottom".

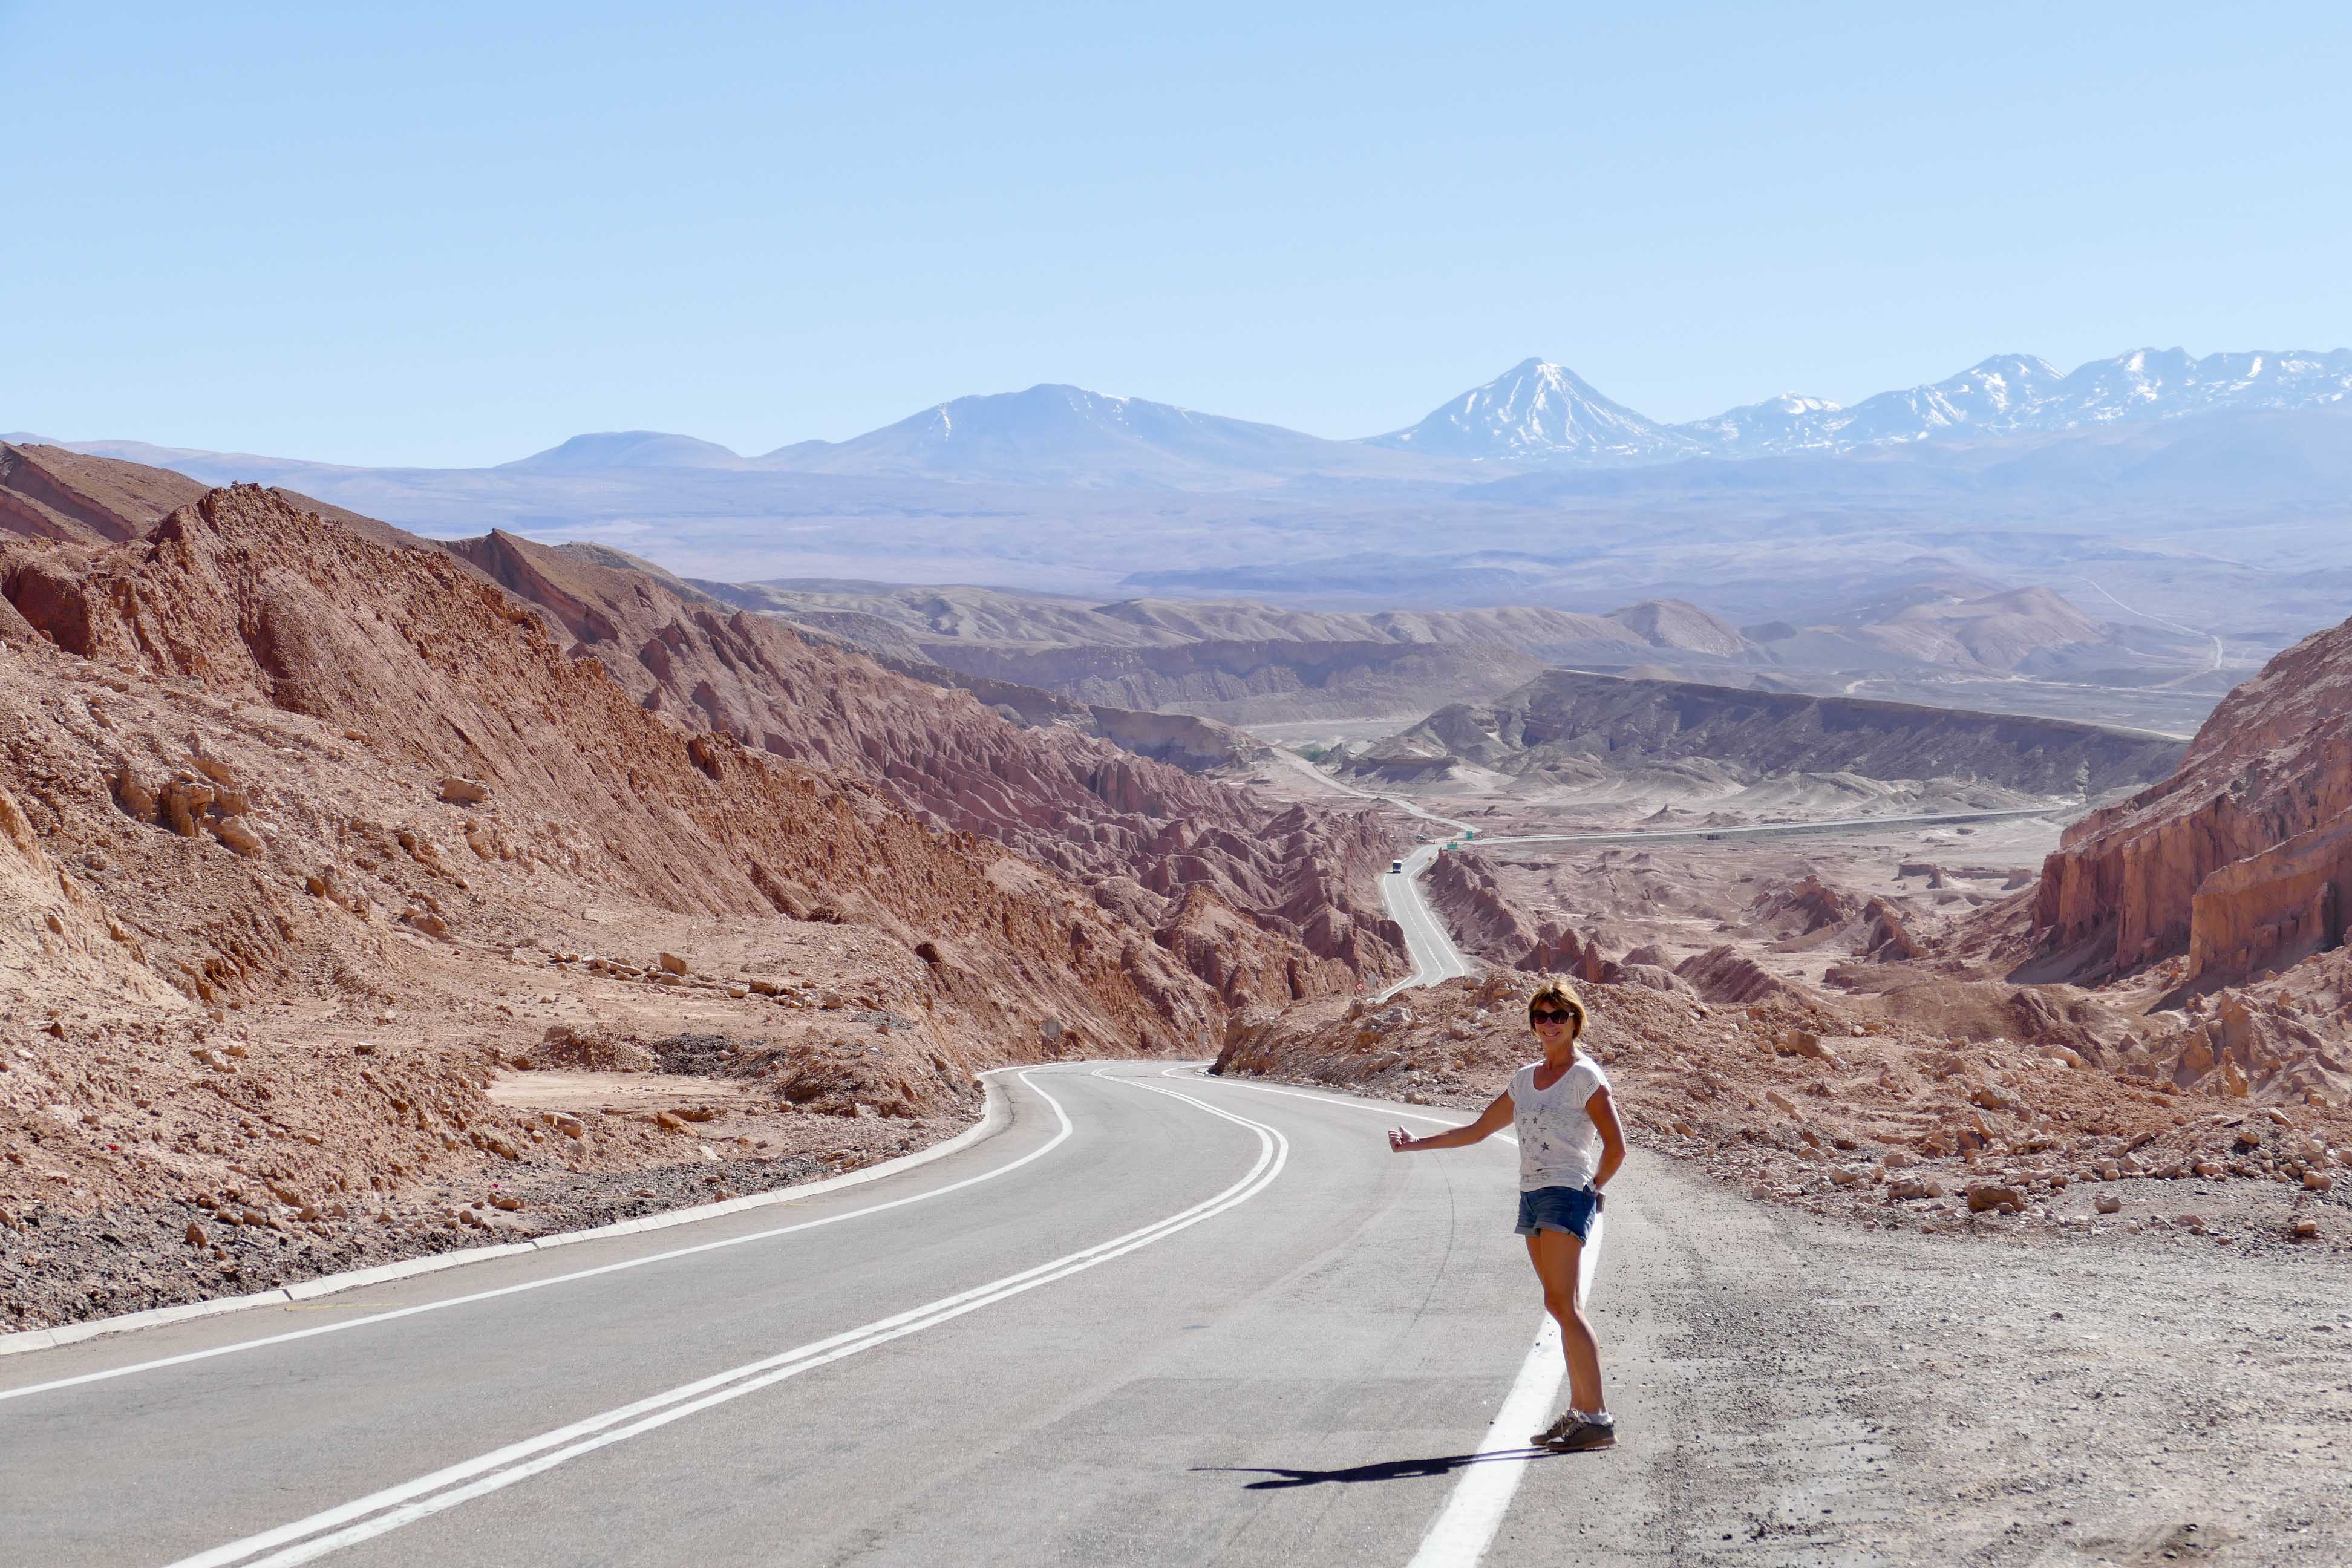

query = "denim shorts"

[{"left": 1514, "top": 1184, "right": 1601, "bottom": 1240}]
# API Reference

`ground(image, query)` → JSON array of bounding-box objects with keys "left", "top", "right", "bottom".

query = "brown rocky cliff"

[
  {"left": 0, "top": 443, "right": 209, "bottom": 544},
  {"left": 1424, "top": 849, "right": 1543, "bottom": 959},
  {"left": 445, "top": 529, "right": 1400, "bottom": 987},
  {"left": 0, "top": 486, "right": 1284, "bottom": 1048},
  {"left": 2034, "top": 613, "right": 2352, "bottom": 982}
]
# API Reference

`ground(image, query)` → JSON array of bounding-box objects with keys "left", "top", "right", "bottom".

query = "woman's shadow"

[{"left": 1198, "top": 1448, "right": 1560, "bottom": 1489}]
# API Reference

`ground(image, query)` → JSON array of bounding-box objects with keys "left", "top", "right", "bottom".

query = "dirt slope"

[
  {"left": 697, "top": 580, "right": 1753, "bottom": 658},
  {"left": 907, "top": 638, "right": 1549, "bottom": 725}
]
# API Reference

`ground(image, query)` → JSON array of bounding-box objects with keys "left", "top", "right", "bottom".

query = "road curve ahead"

[{"left": 4, "top": 1065, "right": 1582, "bottom": 1568}]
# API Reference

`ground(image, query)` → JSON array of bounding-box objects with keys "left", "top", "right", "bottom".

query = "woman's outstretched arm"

[{"left": 1389, "top": 1091, "right": 1512, "bottom": 1153}]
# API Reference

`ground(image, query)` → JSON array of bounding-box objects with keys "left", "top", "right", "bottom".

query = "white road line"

[
  {"left": 1183, "top": 1036, "right": 1607, "bottom": 1567},
  {"left": 1407, "top": 1217, "right": 1604, "bottom": 1568},
  {"left": 163, "top": 1076, "right": 1290, "bottom": 1568},
  {"left": 0, "top": 1071, "right": 1077, "bottom": 1407}
]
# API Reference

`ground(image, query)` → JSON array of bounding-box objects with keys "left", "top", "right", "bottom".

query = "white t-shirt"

[{"left": 1509, "top": 1055, "right": 1610, "bottom": 1194}]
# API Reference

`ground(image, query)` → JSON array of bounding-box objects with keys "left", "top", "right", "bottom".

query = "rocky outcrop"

[
  {"left": 1356, "top": 669, "right": 2186, "bottom": 796},
  {"left": 1751, "top": 873, "right": 1860, "bottom": 935},
  {"left": 0, "top": 442, "right": 208, "bottom": 544},
  {"left": 435, "top": 531, "right": 1399, "bottom": 982},
  {"left": 2034, "top": 613, "right": 2352, "bottom": 982},
  {"left": 1676, "top": 946, "right": 1795, "bottom": 1002},
  {"left": 2141, "top": 985, "right": 2352, "bottom": 1105},
  {"left": 1425, "top": 849, "right": 1543, "bottom": 959},
  {"left": 917, "top": 638, "right": 1546, "bottom": 725},
  {"left": 1861, "top": 898, "right": 1924, "bottom": 962}
]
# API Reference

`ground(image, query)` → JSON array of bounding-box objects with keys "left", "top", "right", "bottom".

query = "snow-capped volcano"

[
  {"left": 1377, "top": 348, "right": 2352, "bottom": 466},
  {"left": 1365, "top": 358, "right": 1693, "bottom": 462}
]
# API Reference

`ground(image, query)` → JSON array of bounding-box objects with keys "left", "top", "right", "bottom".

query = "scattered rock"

[{"left": 1967, "top": 1184, "right": 2024, "bottom": 1214}]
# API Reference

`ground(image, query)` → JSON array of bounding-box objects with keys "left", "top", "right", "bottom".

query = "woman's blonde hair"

[{"left": 1526, "top": 979, "right": 1587, "bottom": 1039}]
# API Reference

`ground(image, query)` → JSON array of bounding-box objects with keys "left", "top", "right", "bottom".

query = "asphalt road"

[
  {"left": 11, "top": 1003, "right": 2344, "bottom": 1562},
  {"left": 0, "top": 1064, "right": 1598, "bottom": 1568},
  {"left": 1378, "top": 844, "right": 1475, "bottom": 1000}
]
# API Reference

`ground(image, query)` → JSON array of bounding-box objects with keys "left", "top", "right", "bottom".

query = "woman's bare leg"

[{"left": 1525, "top": 1230, "right": 1606, "bottom": 1414}]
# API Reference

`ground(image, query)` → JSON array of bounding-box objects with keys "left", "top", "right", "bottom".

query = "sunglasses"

[{"left": 1529, "top": 1008, "right": 1580, "bottom": 1025}]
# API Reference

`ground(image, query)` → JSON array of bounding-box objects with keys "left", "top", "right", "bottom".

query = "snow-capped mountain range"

[
  {"left": 21, "top": 346, "right": 2350, "bottom": 492},
  {"left": 1371, "top": 347, "right": 2352, "bottom": 466}
]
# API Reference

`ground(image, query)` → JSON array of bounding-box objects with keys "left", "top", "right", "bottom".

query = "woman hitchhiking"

[{"left": 1387, "top": 980, "right": 1625, "bottom": 1453}]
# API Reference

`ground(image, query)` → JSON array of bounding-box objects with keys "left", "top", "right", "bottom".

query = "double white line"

[{"left": 165, "top": 1072, "right": 1289, "bottom": 1568}]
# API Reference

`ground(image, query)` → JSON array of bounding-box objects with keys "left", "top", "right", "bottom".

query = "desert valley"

[
  {"left": 9, "top": 365, "right": 2352, "bottom": 1293},
  {"left": 9, "top": 348, "right": 2352, "bottom": 1561}
]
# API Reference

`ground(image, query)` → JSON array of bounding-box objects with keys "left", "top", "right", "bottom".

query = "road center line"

[
  {"left": 162, "top": 1074, "right": 1291, "bottom": 1568},
  {"left": 1178, "top": 1068, "right": 1583, "bottom": 1566},
  {"left": 1406, "top": 1215, "right": 1605, "bottom": 1568},
  {"left": 1, "top": 1070, "right": 1077, "bottom": 1407}
]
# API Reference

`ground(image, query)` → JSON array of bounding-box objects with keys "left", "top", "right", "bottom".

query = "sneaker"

[
  {"left": 1530, "top": 1408, "right": 1579, "bottom": 1445},
  {"left": 1543, "top": 1411, "right": 1616, "bottom": 1452}
]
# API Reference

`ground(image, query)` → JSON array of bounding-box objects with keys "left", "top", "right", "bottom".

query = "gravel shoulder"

[{"left": 1504, "top": 1147, "right": 2352, "bottom": 1567}]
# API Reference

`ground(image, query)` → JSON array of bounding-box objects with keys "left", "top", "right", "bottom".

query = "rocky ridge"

[
  {"left": 0, "top": 480, "right": 1397, "bottom": 1330},
  {"left": 2034, "top": 611, "right": 2352, "bottom": 982},
  {"left": 443, "top": 530, "right": 1399, "bottom": 972},
  {"left": 1350, "top": 670, "right": 2186, "bottom": 801}
]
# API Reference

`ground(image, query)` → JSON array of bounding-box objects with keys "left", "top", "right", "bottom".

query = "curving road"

[
  {"left": 1378, "top": 844, "right": 1476, "bottom": 1000},
  {"left": 2, "top": 881, "right": 2309, "bottom": 1561},
  {"left": 0, "top": 1065, "right": 1609, "bottom": 1568}
]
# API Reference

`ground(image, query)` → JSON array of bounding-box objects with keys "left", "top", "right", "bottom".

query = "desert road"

[
  {"left": 3, "top": 1062, "right": 1653, "bottom": 1568},
  {"left": 7, "top": 1036, "right": 2342, "bottom": 1561}
]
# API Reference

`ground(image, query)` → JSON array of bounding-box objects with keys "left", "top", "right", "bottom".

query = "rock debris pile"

[{"left": 1215, "top": 969, "right": 2350, "bottom": 1250}]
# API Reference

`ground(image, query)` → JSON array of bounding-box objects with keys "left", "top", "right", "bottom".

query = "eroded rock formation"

[{"left": 2034, "top": 613, "right": 2352, "bottom": 982}]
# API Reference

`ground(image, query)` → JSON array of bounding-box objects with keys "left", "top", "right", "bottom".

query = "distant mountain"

[
  {"left": 1364, "top": 358, "right": 1690, "bottom": 462},
  {"left": 502, "top": 431, "right": 748, "bottom": 471},
  {"left": 1388, "top": 348, "right": 2352, "bottom": 465},
  {"left": 755, "top": 382, "right": 1455, "bottom": 489}
]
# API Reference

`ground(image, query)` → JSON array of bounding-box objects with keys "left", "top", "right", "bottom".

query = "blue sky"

[{"left": 4, "top": 2, "right": 2348, "bottom": 466}]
